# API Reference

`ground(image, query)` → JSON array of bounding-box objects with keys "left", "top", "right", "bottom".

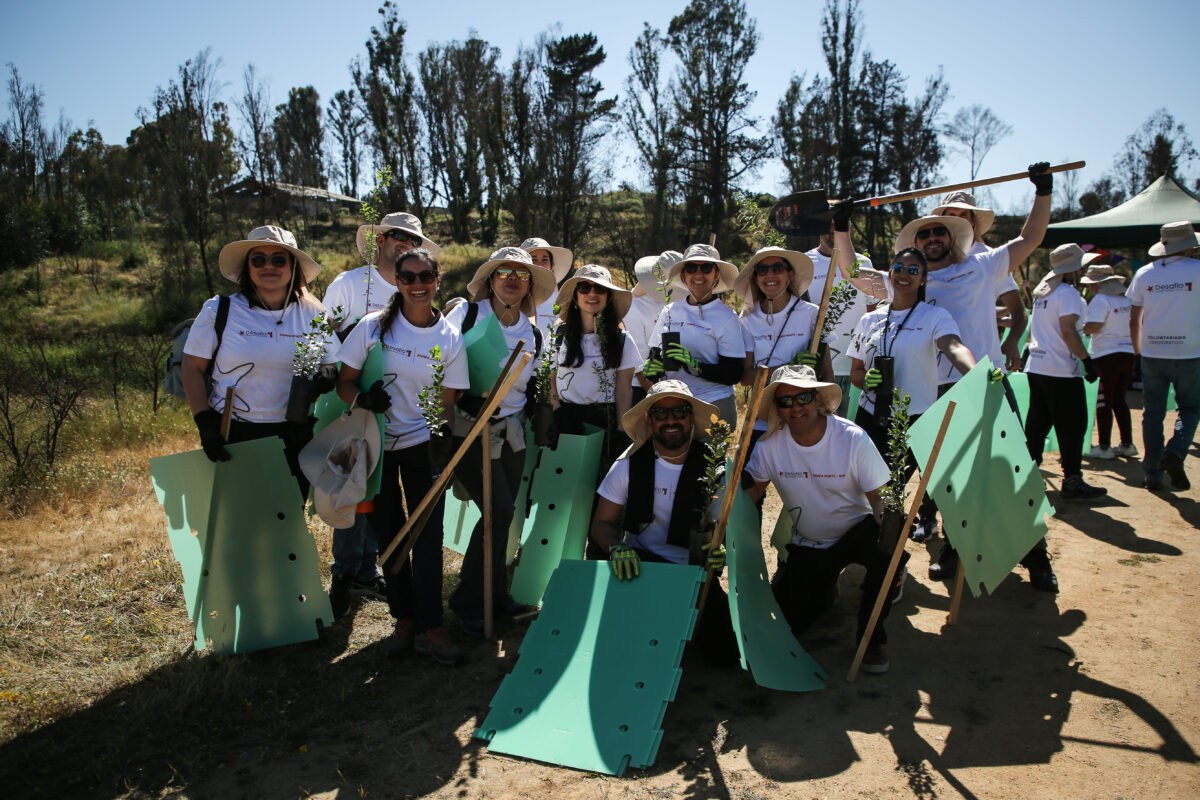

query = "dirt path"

[{"left": 1, "top": 411, "right": 1198, "bottom": 799}]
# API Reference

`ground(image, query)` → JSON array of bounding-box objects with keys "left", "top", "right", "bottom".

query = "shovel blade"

[{"left": 768, "top": 189, "right": 832, "bottom": 237}]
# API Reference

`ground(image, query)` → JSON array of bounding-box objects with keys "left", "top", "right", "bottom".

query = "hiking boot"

[
  {"left": 1113, "top": 443, "right": 1139, "bottom": 457},
  {"left": 1144, "top": 473, "right": 1166, "bottom": 491},
  {"left": 1061, "top": 474, "right": 1107, "bottom": 500},
  {"left": 1024, "top": 552, "right": 1059, "bottom": 594},
  {"left": 414, "top": 627, "right": 463, "bottom": 666},
  {"left": 458, "top": 615, "right": 485, "bottom": 638},
  {"left": 329, "top": 574, "right": 352, "bottom": 619},
  {"left": 386, "top": 619, "right": 415, "bottom": 657},
  {"left": 352, "top": 575, "right": 388, "bottom": 602},
  {"left": 928, "top": 545, "right": 959, "bottom": 581},
  {"left": 862, "top": 644, "right": 890, "bottom": 675},
  {"left": 1160, "top": 452, "right": 1190, "bottom": 491},
  {"left": 1088, "top": 445, "right": 1115, "bottom": 460}
]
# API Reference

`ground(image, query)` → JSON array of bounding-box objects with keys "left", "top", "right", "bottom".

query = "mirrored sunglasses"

[
  {"left": 648, "top": 404, "right": 694, "bottom": 421},
  {"left": 493, "top": 266, "right": 532, "bottom": 282},
  {"left": 774, "top": 391, "right": 816, "bottom": 409},
  {"left": 249, "top": 253, "right": 291, "bottom": 269},
  {"left": 915, "top": 226, "right": 949, "bottom": 241},
  {"left": 890, "top": 263, "right": 922, "bottom": 276},
  {"left": 398, "top": 269, "right": 438, "bottom": 285}
]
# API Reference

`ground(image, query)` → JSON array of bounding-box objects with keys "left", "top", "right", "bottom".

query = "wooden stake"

[
  {"left": 862, "top": 161, "right": 1085, "bottom": 208},
  {"left": 847, "top": 401, "right": 956, "bottom": 682},
  {"left": 947, "top": 560, "right": 966, "bottom": 626},
  {"left": 697, "top": 366, "right": 769, "bottom": 615},
  {"left": 808, "top": 248, "right": 840, "bottom": 356},
  {"left": 378, "top": 347, "right": 532, "bottom": 568},
  {"left": 220, "top": 387, "right": 235, "bottom": 441}
]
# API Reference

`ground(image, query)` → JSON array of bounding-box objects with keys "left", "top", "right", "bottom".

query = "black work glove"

[
  {"left": 1082, "top": 357, "right": 1098, "bottom": 383},
  {"left": 355, "top": 379, "right": 392, "bottom": 413},
  {"left": 457, "top": 392, "right": 488, "bottom": 419},
  {"left": 429, "top": 431, "right": 456, "bottom": 471},
  {"left": 831, "top": 200, "right": 854, "bottom": 232},
  {"left": 1029, "top": 162, "right": 1053, "bottom": 196},
  {"left": 311, "top": 364, "right": 338, "bottom": 398},
  {"left": 193, "top": 408, "right": 231, "bottom": 463}
]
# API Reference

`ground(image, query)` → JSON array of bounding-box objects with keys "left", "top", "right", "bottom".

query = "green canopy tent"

[{"left": 1044, "top": 175, "right": 1200, "bottom": 248}]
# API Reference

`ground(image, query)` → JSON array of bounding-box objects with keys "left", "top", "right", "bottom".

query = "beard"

[{"left": 652, "top": 422, "right": 691, "bottom": 450}]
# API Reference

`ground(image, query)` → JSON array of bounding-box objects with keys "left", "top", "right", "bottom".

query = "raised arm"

[{"left": 1004, "top": 163, "right": 1054, "bottom": 271}]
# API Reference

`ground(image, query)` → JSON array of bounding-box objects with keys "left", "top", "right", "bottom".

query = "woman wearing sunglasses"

[
  {"left": 551, "top": 265, "right": 642, "bottom": 476},
  {"left": 443, "top": 247, "right": 556, "bottom": 635},
  {"left": 181, "top": 225, "right": 337, "bottom": 497},
  {"left": 335, "top": 248, "right": 469, "bottom": 663},
  {"left": 642, "top": 243, "right": 744, "bottom": 426}
]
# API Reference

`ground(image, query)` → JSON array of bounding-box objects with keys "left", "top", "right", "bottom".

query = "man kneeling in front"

[{"left": 744, "top": 365, "right": 903, "bottom": 674}]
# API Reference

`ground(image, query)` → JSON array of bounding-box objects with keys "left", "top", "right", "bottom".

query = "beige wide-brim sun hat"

[
  {"left": 1047, "top": 243, "right": 1092, "bottom": 276},
  {"left": 633, "top": 251, "right": 687, "bottom": 302},
  {"left": 1078, "top": 263, "right": 1126, "bottom": 286},
  {"left": 356, "top": 211, "right": 441, "bottom": 259},
  {"left": 667, "top": 243, "right": 739, "bottom": 294},
  {"left": 757, "top": 364, "right": 841, "bottom": 433},
  {"left": 732, "top": 247, "right": 815, "bottom": 304},
  {"left": 620, "top": 379, "right": 719, "bottom": 453},
  {"left": 555, "top": 264, "right": 633, "bottom": 319},
  {"left": 932, "top": 190, "right": 996, "bottom": 237},
  {"left": 1148, "top": 220, "right": 1200, "bottom": 257},
  {"left": 519, "top": 237, "right": 574, "bottom": 283},
  {"left": 219, "top": 225, "right": 322, "bottom": 284},
  {"left": 466, "top": 247, "right": 556, "bottom": 317},
  {"left": 893, "top": 215, "right": 975, "bottom": 264},
  {"left": 297, "top": 408, "right": 382, "bottom": 529}
]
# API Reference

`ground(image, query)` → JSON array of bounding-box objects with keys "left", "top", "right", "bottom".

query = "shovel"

[{"left": 768, "top": 161, "right": 1085, "bottom": 236}]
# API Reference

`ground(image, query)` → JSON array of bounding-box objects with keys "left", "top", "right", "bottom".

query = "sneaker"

[
  {"left": 1024, "top": 553, "right": 1059, "bottom": 594},
  {"left": 910, "top": 514, "right": 937, "bottom": 543},
  {"left": 890, "top": 566, "right": 907, "bottom": 605},
  {"left": 502, "top": 597, "right": 539, "bottom": 621},
  {"left": 329, "top": 574, "right": 353, "bottom": 619},
  {"left": 1088, "top": 445, "right": 1115, "bottom": 460},
  {"left": 386, "top": 619, "right": 415, "bottom": 657},
  {"left": 1113, "top": 443, "right": 1139, "bottom": 457},
  {"left": 414, "top": 627, "right": 463, "bottom": 665},
  {"left": 1144, "top": 473, "right": 1166, "bottom": 491},
  {"left": 862, "top": 644, "right": 890, "bottom": 675},
  {"left": 352, "top": 575, "right": 388, "bottom": 602},
  {"left": 1160, "top": 452, "right": 1191, "bottom": 491},
  {"left": 928, "top": 545, "right": 959, "bottom": 581},
  {"left": 1061, "top": 474, "right": 1107, "bottom": 500},
  {"left": 458, "top": 616, "right": 485, "bottom": 638}
]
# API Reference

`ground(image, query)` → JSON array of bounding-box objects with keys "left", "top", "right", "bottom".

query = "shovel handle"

[{"left": 862, "top": 161, "right": 1084, "bottom": 209}]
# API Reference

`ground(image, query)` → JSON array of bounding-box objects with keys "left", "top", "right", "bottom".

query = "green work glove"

[
  {"left": 702, "top": 541, "right": 726, "bottom": 572},
  {"left": 642, "top": 357, "right": 665, "bottom": 379},
  {"left": 988, "top": 367, "right": 1004, "bottom": 384},
  {"left": 610, "top": 543, "right": 640, "bottom": 581},
  {"left": 863, "top": 368, "right": 883, "bottom": 389},
  {"left": 664, "top": 343, "right": 698, "bottom": 374},
  {"left": 791, "top": 350, "right": 819, "bottom": 368}
]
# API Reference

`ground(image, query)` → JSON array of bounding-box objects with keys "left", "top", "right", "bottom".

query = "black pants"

[
  {"left": 554, "top": 401, "right": 630, "bottom": 481},
  {"left": 369, "top": 443, "right": 445, "bottom": 631},
  {"left": 772, "top": 514, "right": 906, "bottom": 648},
  {"left": 227, "top": 418, "right": 314, "bottom": 501},
  {"left": 632, "top": 548, "right": 739, "bottom": 667},
  {"left": 1025, "top": 373, "right": 1086, "bottom": 477},
  {"left": 854, "top": 406, "right": 935, "bottom": 522},
  {"left": 449, "top": 431, "right": 525, "bottom": 620},
  {"left": 1095, "top": 352, "right": 1135, "bottom": 447}
]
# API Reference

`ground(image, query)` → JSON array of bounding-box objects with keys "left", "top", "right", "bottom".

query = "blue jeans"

[
  {"left": 331, "top": 513, "right": 382, "bottom": 581},
  {"left": 1141, "top": 356, "right": 1200, "bottom": 478}
]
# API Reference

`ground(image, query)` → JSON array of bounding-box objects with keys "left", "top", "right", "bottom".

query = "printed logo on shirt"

[
  {"left": 383, "top": 343, "right": 413, "bottom": 357},
  {"left": 1146, "top": 282, "right": 1193, "bottom": 293},
  {"left": 943, "top": 270, "right": 976, "bottom": 283},
  {"left": 239, "top": 330, "right": 274, "bottom": 338},
  {"left": 656, "top": 485, "right": 671, "bottom": 496},
  {"left": 278, "top": 332, "right": 304, "bottom": 340},
  {"left": 779, "top": 470, "right": 809, "bottom": 479}
]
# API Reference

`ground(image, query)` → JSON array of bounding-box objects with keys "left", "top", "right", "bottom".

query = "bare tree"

[
  {"left": 1112, "top": 108, "right": 1198, "bottom": 197},
  {"left": 943, "top": 104, "right": 1012, "bottom": 180},
  {"left": 326, "top": 89, "right": 365, "bottom": 198},
  {"left": 623, "top": 24, "right": 678, "bottom": 248},
  {"left": 235, "top": 64, "right": 277, "bottom": 218}
]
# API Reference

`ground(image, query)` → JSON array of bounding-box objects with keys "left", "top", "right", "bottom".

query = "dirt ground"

[{"left": 1, "top": 408, "right": 1198, "bottom": 799}]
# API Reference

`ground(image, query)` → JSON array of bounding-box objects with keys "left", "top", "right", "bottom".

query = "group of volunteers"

[{"left": 180, "top": 159, "right": 1200, "bottom": 674}]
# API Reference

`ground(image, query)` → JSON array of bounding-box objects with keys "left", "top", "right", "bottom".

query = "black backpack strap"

[
  {"left": 532, "top": 323, "right": 543, "bottom": 358},
  {"left": 461, "top": 301, "right": 479, "bottom": 334},
  {"left": 213, "top": 294, "right": 231, "bottom": 357}
]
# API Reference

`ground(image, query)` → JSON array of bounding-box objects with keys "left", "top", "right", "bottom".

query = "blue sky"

[{"left": 3, "top": 0, "right": 1197, "bottom": 211}]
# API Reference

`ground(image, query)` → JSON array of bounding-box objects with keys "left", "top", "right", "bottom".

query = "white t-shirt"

[
  {"left": 848, "top": 302, "right": 960, "bottom": 415},
  {"left": 597, "top": 453, "right": 688, "bottom": 564},
  {"left": 647, "top": 298, "right": 743, "bottom": 402},
  {"left": 924, "top": 245, "right": 1011, "bottom": 384},
  {"left": 1126, "top": 256, "right": 1200, "bottom": 359},
  {"left": 339, "top": 310, "right": 470, "bottom": 450},
  {"left": 555, "top": 330, "right": 641, "bottom": 405},
  {"left": 745, "top": 416, "right": 889, "bottom": 548},
  {"left": 322, "top": 266, "right": 397, "bottom": 332},
  {"left": 445, "top": 301, "right": 538, "bottom": 418},
  {"left": 1084, "top": 293, "right": 1134, "bottom": 359},
  {"left": 535, "top": 297, "right": 559, "bottom": 338},
  {"left": 1027, "top": 283, "right": 1086, "bottom": 378},
  {"left": 975, "top": 241, "right": 1022, "bottom": 370},
  {"left": 624, "top": 294, "right": 665, "bottom": 384},
  {"left": 184, "top": 293, "right": 339, "bottom": 423},
  {"left": 740, "top": 295, "right": 825, "bottom": 369},
  {"left": 807, "top": 248, "right": 875, "bottom": 377}
]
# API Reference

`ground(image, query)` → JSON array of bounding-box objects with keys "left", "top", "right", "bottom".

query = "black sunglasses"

[
  {"left": 576, "top": 282, "right": 609, "bottom": 295},
  {"left": 755, "top": 262, "right": 792, "bottom": 276},
  {"left": 682, "top": 263, "right": 716, "bottom": 275},
  {"left": 648, "top": 404, "right": 694, "bottom": 421},
  {"left": 398, "top": 269, "right": 438, "bottom": 285},
  {"left": 249, "top": 253, "right": 291, "bottom": 269},
  {"left": 774, "top": 391, "right": 816, "bottom": 409},
  {"left": 890, "top": 263, "right": 922, "bottom": 276},
  {"left": 915, "top": 226, "right": 949, "bottom": 241},
  {"left": 383, "top": 230, "right": 421, "bottom": 246}
]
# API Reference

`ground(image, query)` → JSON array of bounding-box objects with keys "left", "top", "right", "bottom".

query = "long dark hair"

[
  {"left": 893, "top": 246, "right": 928, "bottom": 303},
  {"left": 238, "top": 251, "right": 309, "bottom": 308},
  {"left": 378, "top": 248, "right": 439, "bottom": 338},
  {"left": 560, "top": 289, "right": 623, "bottom": 369}
]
